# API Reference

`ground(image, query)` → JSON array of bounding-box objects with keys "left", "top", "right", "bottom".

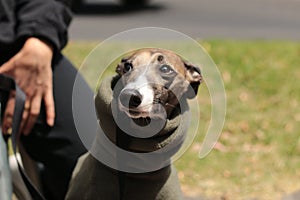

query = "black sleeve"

[{"left": 15, "top": 0, "right": 72, "bottom": 51}]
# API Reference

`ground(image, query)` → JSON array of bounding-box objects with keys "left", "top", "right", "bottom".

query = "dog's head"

[{"left": 115, "top": 48, "right": 202, "bottom": 120}]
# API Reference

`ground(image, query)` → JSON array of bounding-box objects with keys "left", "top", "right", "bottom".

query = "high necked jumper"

[{"left": 66, "top": 76, "right": 191, "bottom": 200}]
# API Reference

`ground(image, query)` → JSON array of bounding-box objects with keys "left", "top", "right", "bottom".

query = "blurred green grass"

[{"left": 64, "top": 40, "right": 300, "bottom": 200}]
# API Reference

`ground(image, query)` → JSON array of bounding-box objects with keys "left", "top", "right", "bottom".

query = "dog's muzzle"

[
  {"left": 119, "top": 89, "right": 142, "bottom": 110},
  {"left": 118, "top": 87, "right": 153, "bottom": 119},
  {"left": 118, "top": 85, "right": 167, "bottom": 120}
]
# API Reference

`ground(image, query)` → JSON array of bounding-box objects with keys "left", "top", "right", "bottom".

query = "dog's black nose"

[{"left": 120, "top": 89, "right": 142, "bottom": 109}]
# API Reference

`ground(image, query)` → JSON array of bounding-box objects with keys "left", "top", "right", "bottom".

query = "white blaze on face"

[{"left": 122, "top": 74, "right": 154, "bottom": 112}]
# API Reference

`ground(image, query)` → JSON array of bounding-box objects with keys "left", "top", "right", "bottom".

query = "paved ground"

[{"left": 70, "top": 0, "right": 300, "bottom": 41}]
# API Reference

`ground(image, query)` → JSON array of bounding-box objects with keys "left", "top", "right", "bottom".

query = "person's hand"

[{"left": 0, "top": 37, "right": 55, "bottom": 135}]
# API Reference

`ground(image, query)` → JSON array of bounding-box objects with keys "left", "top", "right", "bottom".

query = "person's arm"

[
  {"left": 0, "top": 0, "right": 72, "bottom": 135},
  {"left": 15, "top": 0, "right": 72, "bottom": 53}
]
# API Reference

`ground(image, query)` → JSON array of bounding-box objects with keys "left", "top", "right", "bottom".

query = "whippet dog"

[{"left": 66, "top": 48, "right": 202, "bottom": 200}]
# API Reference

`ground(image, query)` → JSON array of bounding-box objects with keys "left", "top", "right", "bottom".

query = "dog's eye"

[
  {"left": 159, "top": 65, "right": 174, "bottom": 75},
  {"left": 123, "top": 63, "right": 133, "bottom": 73}
]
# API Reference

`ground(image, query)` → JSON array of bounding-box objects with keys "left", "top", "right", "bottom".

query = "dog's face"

[{"left": 115, "top": 48, "right": 202, "bottom": 120}]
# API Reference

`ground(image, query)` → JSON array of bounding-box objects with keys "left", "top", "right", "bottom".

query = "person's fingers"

[
  {"left": 1, "top": 42, "right": 55, "bottom": 135},
  {"left": 20, "top": 101, "right": 31, "bottom": 134},
  {"left": 0, "top": 57, "right": 15, "bottom": 76},
  {"left": 23, "top": 92, "right": 42, "bottom": 135},
  {"left": 2, "top": 91, "right": 15, "bottom": 135},
  {"left": 3, "top": 116, "right": 13, "bottom": 135},
  {"left": 44, "top": 83, "right": 55, "bottom": 126}
]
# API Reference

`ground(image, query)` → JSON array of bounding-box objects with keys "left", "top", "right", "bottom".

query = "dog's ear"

[
  {"left": 116, "top": 58, "right": 126, "bottom": 76},
  {"left": 184, "top": 61, "right": 202, "bottom": 99},
  {"left": 116, "top": 57, "right": 131, "bottom": 76}
]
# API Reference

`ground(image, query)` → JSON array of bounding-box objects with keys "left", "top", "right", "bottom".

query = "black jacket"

[{"left": 0, "top": 0, "right": 72, "bottom": 64}]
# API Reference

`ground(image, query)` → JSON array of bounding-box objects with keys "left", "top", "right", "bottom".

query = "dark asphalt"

[{"left": 69, "top": 0, "right": 300, "bottom": 40}]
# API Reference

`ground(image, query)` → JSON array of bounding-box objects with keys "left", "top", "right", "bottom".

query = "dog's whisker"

[
  {"left": 165, "top": 103, "right": 176, "bottom": 108},
  {"left": 136, "top": 104, "right": 152, "bottom": 110}
]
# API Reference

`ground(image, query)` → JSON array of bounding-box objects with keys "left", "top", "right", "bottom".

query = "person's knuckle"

[
  {"left": 30, "top": 109, "right": 39, "bottom": 117},
  {"left": 5, "top": 111, "right": 13, "bottom": 118},
  {"left": 42, "top": 83, "right": 51, "bottom": 91},
  {"left": 25, "top": 89, "right": 34, "bottom": 97},
  {"left": 22, "top": 115, "right": 27, "bottom": 121}
]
